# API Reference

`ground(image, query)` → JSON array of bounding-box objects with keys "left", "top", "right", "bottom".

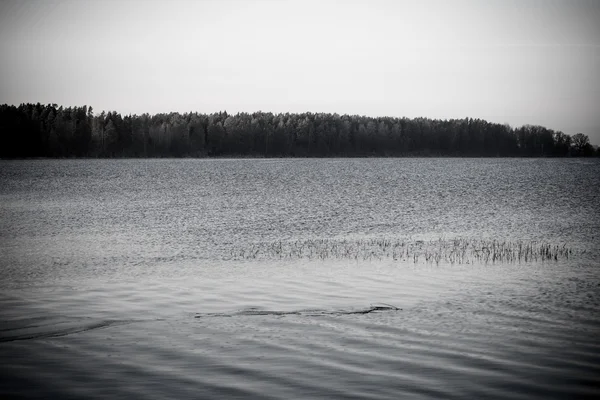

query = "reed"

[{"left": 229, "top": 238, "right": 572, "bottom": 265}]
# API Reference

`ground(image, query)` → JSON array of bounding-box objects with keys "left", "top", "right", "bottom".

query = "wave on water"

[
  {"left": 0, "top": 304, "right": 402, "bottom": 342},
  {"left": 0, "top": 318, "right": 141, "bottom": 343},
  {"left": 195, "top": 303, "right": 402, "bottom": 318}
]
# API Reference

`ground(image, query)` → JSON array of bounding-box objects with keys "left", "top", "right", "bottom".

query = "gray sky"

[{"left": 1, "top": 0, "right": 599, "bottom": 144}]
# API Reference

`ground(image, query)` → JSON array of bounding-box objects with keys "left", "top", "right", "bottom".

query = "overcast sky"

[{"left": 1, "top": 0, "right": 599, "bottom": 143}]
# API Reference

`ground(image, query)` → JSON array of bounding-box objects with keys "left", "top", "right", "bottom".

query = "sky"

[{"left": 1, "top": 0, "right": 599, "bottom": 144}]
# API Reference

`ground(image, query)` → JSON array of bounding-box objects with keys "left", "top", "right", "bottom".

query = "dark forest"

[{"left": 1, "top": 103, "right": 597, "bottom": 158}]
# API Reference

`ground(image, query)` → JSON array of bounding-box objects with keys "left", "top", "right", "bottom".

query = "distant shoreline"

[
  {"left": 2, "top": 155, "right": 599, "bottom": 161},
  {"left": 2, "top": 103, "right": 598, "bottom": 159}
]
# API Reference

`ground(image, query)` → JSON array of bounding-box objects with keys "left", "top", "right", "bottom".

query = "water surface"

[{"left": 1, "top": 158, "right": 599, "bottom": 399}]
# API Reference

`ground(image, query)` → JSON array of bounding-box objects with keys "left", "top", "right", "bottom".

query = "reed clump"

[{"left": 229, "top": 238, "right": 572, "bottom": 265}]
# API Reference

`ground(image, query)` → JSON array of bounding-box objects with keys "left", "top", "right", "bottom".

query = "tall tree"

[{"left": 571, "top": 133, "right": 592, "bottom": 156}]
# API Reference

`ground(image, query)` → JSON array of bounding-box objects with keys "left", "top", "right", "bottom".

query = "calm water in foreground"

[{"left": 1, "top": 158, "right": 599, "bottom": 399}]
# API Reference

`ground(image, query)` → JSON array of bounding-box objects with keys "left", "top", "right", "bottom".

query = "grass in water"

[{"left": 229, "top": 238, "right": 572, "bottom": 265}]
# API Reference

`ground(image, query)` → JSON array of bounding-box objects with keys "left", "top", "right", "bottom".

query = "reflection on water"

[{"left": 1, "top": 159, "right": 599, "bottom": 399}]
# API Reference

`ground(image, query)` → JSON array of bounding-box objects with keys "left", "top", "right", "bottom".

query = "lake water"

[{"left": 1, "top": 158, "right": 599, "bottom": 399}]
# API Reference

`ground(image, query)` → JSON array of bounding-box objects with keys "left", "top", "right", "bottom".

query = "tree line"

[{"left": 0, "top": 103, "right": 597, "bottom": 158}]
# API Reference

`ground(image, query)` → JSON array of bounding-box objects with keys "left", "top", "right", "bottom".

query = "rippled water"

[{"left": 1, "top": 159, "right": 599, "bottom": 399}]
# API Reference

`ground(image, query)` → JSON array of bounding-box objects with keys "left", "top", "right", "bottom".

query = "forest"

[{"left": 0, "top": 103, "right": 597, "bottom": 158}]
